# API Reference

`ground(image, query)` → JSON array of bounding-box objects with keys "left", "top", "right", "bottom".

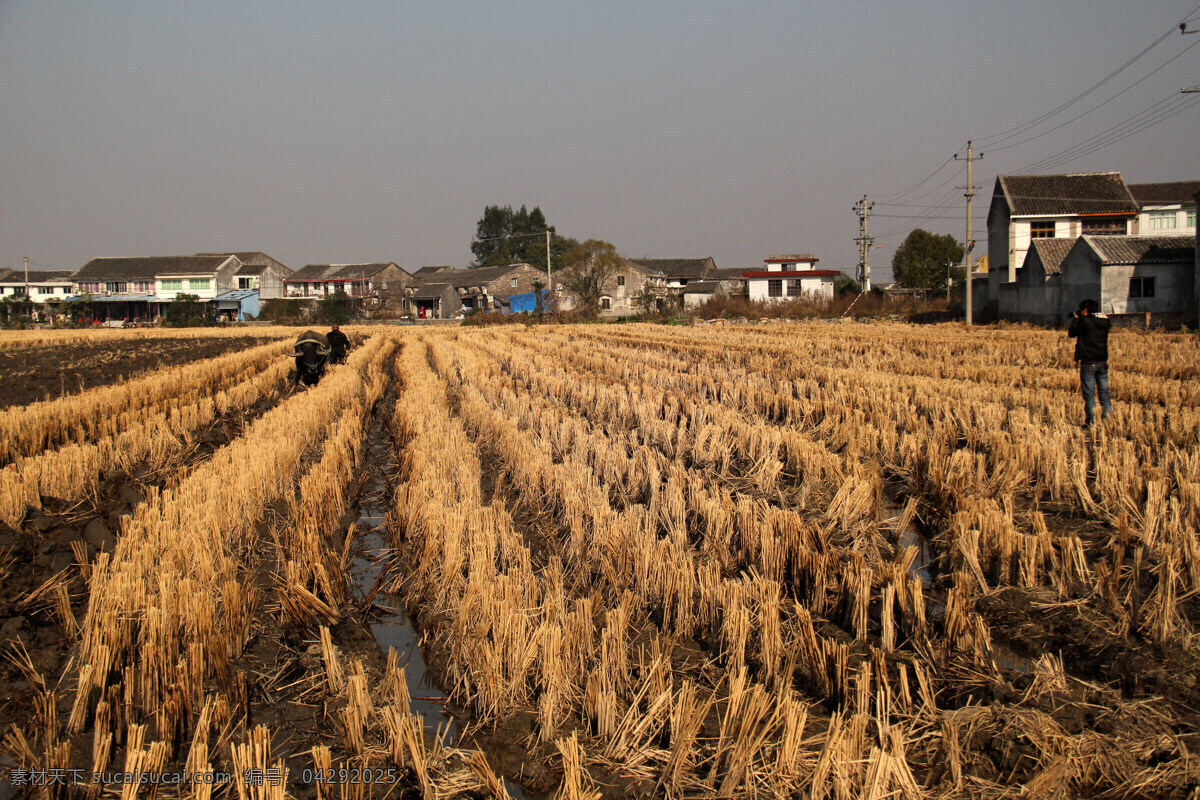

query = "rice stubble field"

[{"left": 0, "top": 321, "right": 1198, "bottom": 799}]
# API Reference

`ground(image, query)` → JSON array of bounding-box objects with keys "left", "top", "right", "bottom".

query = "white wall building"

[{"left": 743, "top": 254, "right": 839, "bottom": 302}]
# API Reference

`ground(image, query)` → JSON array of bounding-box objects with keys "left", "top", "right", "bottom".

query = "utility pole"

[
  {"left": 853, "top": 196, "right": 874, "bottom": 291},
  {"left": 545, "top": 230, "right": 553, "bottom": 310},
  {"left": 23, "top": 256, "right": 30, "bottom": 299},
  {"left": 955, "top": 142, "right": 983, "bottom": 325}
]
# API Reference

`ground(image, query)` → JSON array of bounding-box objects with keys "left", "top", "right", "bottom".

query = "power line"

[
  {"left": 1016, "top": 93, "right": 1200, "bottom": 174},
  {"left": 985, "top": 38, "right": 1200, "bottom": 155},
  {"left": 974, "top": 4, "right": 1200, "bottom": 147},
  {"left": 874, "top": 154, "right": 958, "bottom": 202}
]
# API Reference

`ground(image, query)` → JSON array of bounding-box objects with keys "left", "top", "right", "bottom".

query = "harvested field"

[
  {"left": 0, "top": 329, "right": 296, "bottom": 409},
  {"left": 1, "top": 322, "right": 1198, "bottom": 799}
]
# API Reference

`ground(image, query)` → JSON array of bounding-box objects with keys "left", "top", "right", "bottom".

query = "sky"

[{"left": 2, "top": 1, "right": 1198, "bottom": 285}]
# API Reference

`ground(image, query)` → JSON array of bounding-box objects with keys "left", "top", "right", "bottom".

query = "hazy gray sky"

[{"left": 2, "top": 1, "right": 1198, "bottom": 283}]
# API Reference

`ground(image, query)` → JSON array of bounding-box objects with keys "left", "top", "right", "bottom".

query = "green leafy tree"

[
  {"left": 318, "top": 290, "right": 355, "bottom": 324},
  {"left": 163, "top": 294, "right": 213, "bottom": 327},
  {"left": 892, "top": 229, "right": 966, "bottom": 293},
  {"left": 833, "top": 273, "right": 861, "bottom": 295},
  {"left": 561, "top": 240, "right": 623, "bottom": 316},
  {"left": 471, "top": 204, "right": 575, "bottom": 271}
]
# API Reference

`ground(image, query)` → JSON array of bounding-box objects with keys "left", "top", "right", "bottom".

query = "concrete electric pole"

[
  {"left": 955, "top": 142, "right": 983, "bottom": 325},
  {"left": 853, "top": 196, "right": 875, "bottom": 291}
]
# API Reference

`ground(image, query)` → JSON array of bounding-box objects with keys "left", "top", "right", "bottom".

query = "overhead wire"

[
  {"left": 973, "top": 4, "right": 1199, "bottom": 147},
  {"left": 1016, "top": 93, "right": 1200, "bottom": 174},
  {"left": 985, "top": 38, "right": 1200, "bottom": 155}
]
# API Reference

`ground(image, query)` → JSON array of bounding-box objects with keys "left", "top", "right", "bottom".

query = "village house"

[
  {"left": 1000, "top": 239, "right": 1073, "bottom": 326},
  {"left": 984, "top": 173, "right": 1139, "bottom": 317},
  {"left": 196, "top": 252, "right": 294, "bottom": 299},
  {"left": 627, "top": 257, "right": 716, "bottom": 289},
  {"left": 742, "top": 254, "right": 840, "bottom": 302},
  {"left": 284, "top": 262, "right": 411, "bottom": 312},
  {"left": 1128, "top": 181, "right": 1199, "bottom": 236},
  {"left": 988, "top": 173, "right": 1199, "bottom": 326},
  {"left": 0, "top": 268, "right": 75, "bottom": 304},
  {"left": 1058, "top": 235, "right": 1195, "bottom": 325},
  {"left": 405, "top": 263, "right": 548, "bottom": 316},
  {"left": 595, "top": 259, "right": 667, "bottom": 316},
  {"left": 72, "top": 255, "right": 243, "bottom": 322}
]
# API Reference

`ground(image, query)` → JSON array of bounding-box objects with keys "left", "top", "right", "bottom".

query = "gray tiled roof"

[
  {"left": 1084, "top": 235, "right": 1194, "bottom": 265},
  {"left": 76, "top": 256, "right": 233, "bottom": 280},
  {"left": 409, "top": 281, "right": 455, "bottom": 298},
  {"left": 1127, "top": 181, "right": 1200, "bottom": 207},
  {"left": 437, "top": 264, "right": 543, "bottom": 288},
  {"left": 997, "top": 173, "right": 1138, "bottom": 216},
  {"left": 682, "top": 281, "right": 721, "bottom": 293},
  {"left": 413, "top": 266, "right": 455, "bottom": 277},
  {"left": 289, "top": 262, "right": 401, "bottom": 282},
  {"left": 627, "top": 258, "right": 715, "bottom": 279},
  {"left": 1028, "top": 238, "right": 1076, "bottom": 275},
  {"left": 0, "top": 270, "right": 73, "bottom": 283}
]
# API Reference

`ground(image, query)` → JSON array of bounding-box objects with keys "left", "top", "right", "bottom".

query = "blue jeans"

[{"left": 1079, "top": 362, "right": 1111, "bottom": 425}]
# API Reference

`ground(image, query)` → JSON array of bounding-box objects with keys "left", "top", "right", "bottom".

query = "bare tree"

[{"left": 560, "top": 239, "right": 623, "bottom": 315}]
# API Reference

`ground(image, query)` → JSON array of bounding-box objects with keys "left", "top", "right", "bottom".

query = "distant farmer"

[
  {"left": 1067, "top": 298, "right": 1112, "bottom": 427},
  {"left": 327, "top": 323, "right": 350, "bottom": 365}
]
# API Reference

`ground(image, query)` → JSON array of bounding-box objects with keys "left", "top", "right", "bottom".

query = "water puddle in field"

[
  {"left": 898, "top": 528, "right": 934, "bottom": 587},
  {"left": 352, "top": 418, "right": 536, "bottom": 799}
]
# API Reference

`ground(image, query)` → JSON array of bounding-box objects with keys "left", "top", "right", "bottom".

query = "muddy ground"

[{"left": 0, "top": 336, "right": 281, "bottom": 409}]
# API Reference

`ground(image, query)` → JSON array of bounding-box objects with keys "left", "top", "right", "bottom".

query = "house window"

[
  {"left": 132, "top": 281, "right": 153, "bottom": 293},
  {"left": 617, "top": 275, "right": 626, "bottom": 287},
  {"left": 1029, "top": 221, "right": 1055, "bottom": 238},
  {"left": 768, "top": 279, "right": 783, "bottom": 297},
  {"left": 161, "top": 280, "right": 182, "bottom": 291},
  {"left": 788, "top": 279, "right": 804, "bottom": 296},
  {"left": 1146, "top": 211, "right": 1176, "bottom": 231},
  {"left": 1129, "top": 277, "right": 1155, "bottom": 299},
  {"left": 600, "top": 297, "right": 611, "bottom": 310},
  {"left": 1081, "top": 217, "right": 1125, "bottom": 235},
  {"left": 238, "top": 277, "right": 253, "bottom": 290},
  {"left": 189, "top": 279, "right": 210, "bottom": 290},
  {"left": 105, "top": 282, "right": 125, "bottom": 294},
  {"left": 1186, "top": 207, "right": 1196, "bottom": 228},
  {"left": 510, "top": 277, "right": 518, "bottom": 288}
]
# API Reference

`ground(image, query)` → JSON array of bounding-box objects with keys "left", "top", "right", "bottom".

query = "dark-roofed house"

[
  {"left": 0, "top": 269, "right": 74, "bottom": 304},
  {"left": 436, "top": 263, "right": 549, "bottom": 312},
  {"left": 196, "top": 252, "right": 294, "bottom": 299},
  {"left": 408, "top": 282, "right": 460, "bottom": 319},
  {"left": 627, "top": 257, "right": 716, "bottom": 288},
  {"left": 1000, "top": 239, "right": 1074, "bottom": 325},
  {"left": 72, "top": 255, "right": 243, "bottom": 322},
  {"left": 1128, "top": 181, "right": 1199, "bottom": 237},
  {"left": 592, "top": 259, "right": 668, "bottom": 316},
  {"left": 284, "top": 263, "right": 411, "bottom": 307},
  {"left": 986, "top": 173, "right": 1140, "bottom": 319},
  {"left": 1059, "top": 235, "right": 1195, "bottom": 325}
]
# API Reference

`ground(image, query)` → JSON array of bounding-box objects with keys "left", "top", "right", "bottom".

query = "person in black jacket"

[
  {"left": 1067, "top": 298, "right": 1112, "bottom": 427},
  {"left": 327, "top": 323, "right": 351, "bottom": 365}
]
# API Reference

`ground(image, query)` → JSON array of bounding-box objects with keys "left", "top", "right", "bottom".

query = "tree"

[
  {"left": 318, "top": 290, "right": 355, "bottom": 324},
  {"left": 560, "top": 240, "right": 624, "bottom": 315},
  {"left": 892, "top": 229, "right": 965, "bottom": 294},
  {"left": 833, "top": 273, "right": 861, "bottom": 295},
  {"left": 470, "top": 204, "right": 575, "bottom": 271},
  {"left": 163, "top": 294, "right": 213, "bottom": 327}
]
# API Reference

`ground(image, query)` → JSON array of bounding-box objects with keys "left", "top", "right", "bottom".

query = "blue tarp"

[{"left": 508, "top": 289, "right": 549, "bottom": 314}]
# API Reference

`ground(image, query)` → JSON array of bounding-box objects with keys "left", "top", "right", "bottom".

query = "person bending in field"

[
  {"left": 327, "top": 323, "right": 351, "bottom": 366},
  {"left": 1067, "top": 298, "right": 1111, "bottom": 428}
]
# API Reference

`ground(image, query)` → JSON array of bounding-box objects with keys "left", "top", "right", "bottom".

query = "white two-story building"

[{"left": 743, "top": 254, "right": 840, "bottom": 302}]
